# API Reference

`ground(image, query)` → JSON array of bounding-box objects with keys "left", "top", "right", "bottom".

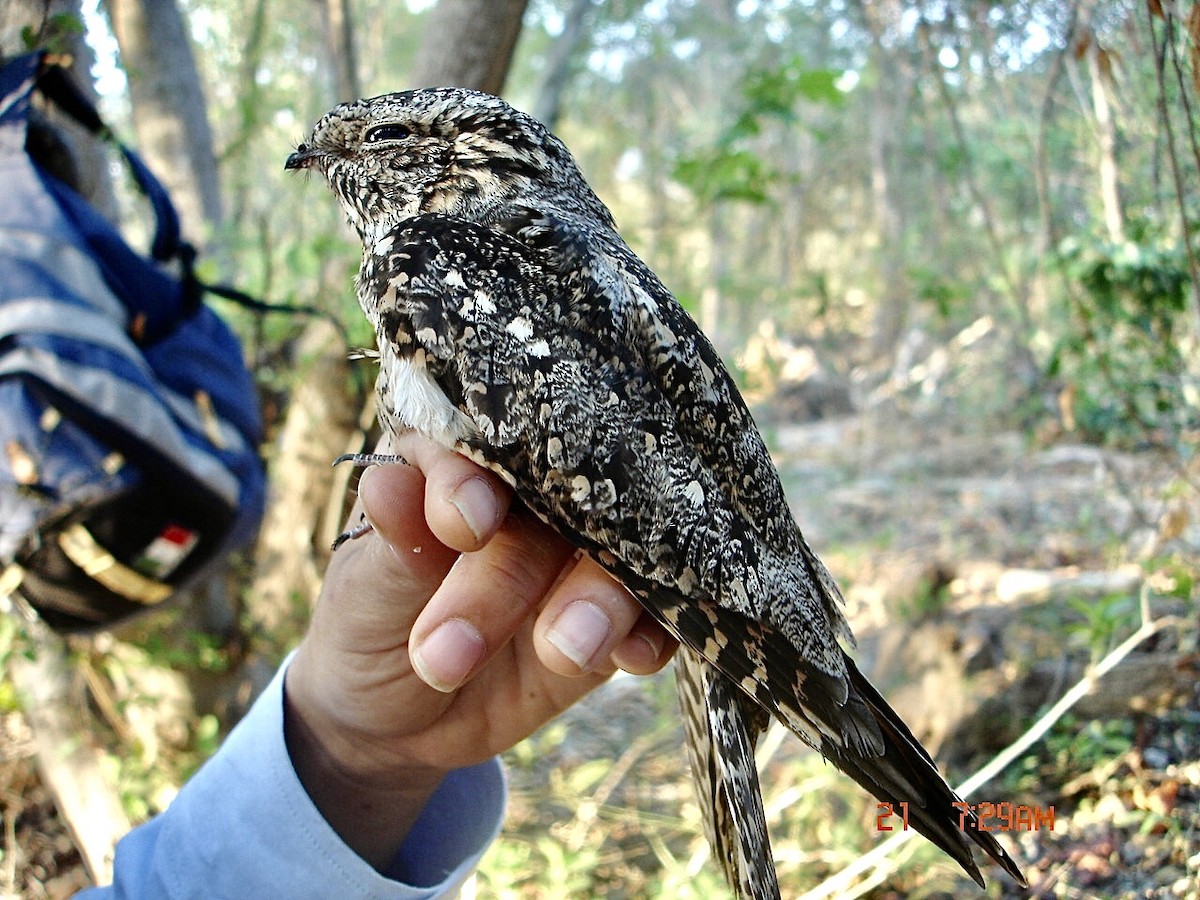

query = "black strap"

[
  {"left": 34, "top": 55, "right": 183, "bottom": 263},
  {"left": 200, "top": 281, "right": 350, "bottom": 345},
  {"left": 32, "top": 60, "right": 108, "bottom": 136}
]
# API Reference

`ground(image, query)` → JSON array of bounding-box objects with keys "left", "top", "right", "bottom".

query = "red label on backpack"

[{"left": 134, "top": 525, "right": 199, "bottom": 580}]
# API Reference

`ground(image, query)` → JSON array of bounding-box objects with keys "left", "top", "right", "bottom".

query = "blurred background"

[{"left": 1, "top": 1, "right": 1197, "bottom": 897}]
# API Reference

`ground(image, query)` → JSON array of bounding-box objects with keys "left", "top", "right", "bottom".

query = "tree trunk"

[
  {"left": 1086, "top": 42, "right": 1125, "bottom": 243},
  {"left": 248, "top": 322, "right": 361, "bottom": 641},
  {"left": 857, "top": 0, "right": 911, "bottom": 357},
  {"left": 531, "top": 0, "right": 592, "bottom": 128},
  {"left": 316, "top": 0, "right": 360, "bottom": 101},
  {"left": 103, "top": 0, "right": 224, "bottom": 244},
  {"left": 409, "top": 0, "right": 529, "bottom": 92}
]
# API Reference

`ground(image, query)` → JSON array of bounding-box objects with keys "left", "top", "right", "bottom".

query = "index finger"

[{"left": 387, "top": 432, "right": 513, "bottom": 552}]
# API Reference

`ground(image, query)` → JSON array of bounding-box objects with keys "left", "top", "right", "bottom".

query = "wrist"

[{"left": 283, "top": 660, "right": 448, "bottom": 870}]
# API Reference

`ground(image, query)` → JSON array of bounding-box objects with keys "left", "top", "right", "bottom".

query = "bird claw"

[{"left": 331, "top": 513, "right": 373, "bottom": 551}]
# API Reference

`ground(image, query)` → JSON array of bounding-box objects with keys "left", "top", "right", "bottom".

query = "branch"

[
  {"left": 915, "top": 19, "right": 1018, "bottom": 306},
  {"left": 1148, "top": 2, "right": 1200, "bottom": 333},
  {"left": 1034, "top": 0, "right": 1082, "bottom": 253},
  {"left": 3, "top": 599, "right": 131, "bottom": 884}
]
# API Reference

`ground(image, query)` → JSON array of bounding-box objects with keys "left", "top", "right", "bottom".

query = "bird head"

[{"left": 286, "top": 88, "right": 613, "bottom": 243}]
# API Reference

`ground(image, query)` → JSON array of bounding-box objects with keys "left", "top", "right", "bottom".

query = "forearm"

[{"left": 79, "top": 657, "right": 505, "bottom": 899}]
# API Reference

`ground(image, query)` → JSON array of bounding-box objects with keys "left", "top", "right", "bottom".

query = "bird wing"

[{"left": 501, "top": 207, "right": 856, "bottom": 645}]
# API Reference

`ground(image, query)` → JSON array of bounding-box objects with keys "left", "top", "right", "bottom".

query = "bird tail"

[
  {"left": 676, "top": 647, "right": 781, "bottom": 900},
  {"left": 825, "top": 655, "right": 1029, "bottom": 888}
]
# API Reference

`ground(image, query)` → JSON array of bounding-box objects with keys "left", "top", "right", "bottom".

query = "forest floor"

[{"left": 1, "top": 401, "right": 1198, "bottom": 898}]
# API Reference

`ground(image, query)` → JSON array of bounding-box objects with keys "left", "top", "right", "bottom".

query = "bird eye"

[{"left": 364, "top": 123, "right": 413, "bottom": 143}]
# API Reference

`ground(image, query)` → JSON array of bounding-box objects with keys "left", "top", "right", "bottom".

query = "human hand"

[{"left": 283, "top": 433, "right": 677, "bottom": 869}]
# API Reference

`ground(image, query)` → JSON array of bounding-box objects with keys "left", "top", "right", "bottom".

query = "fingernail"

[
  {"left": 449, "top": 477, "right": 498, "bottom": 543},
  {"left": 546, "top": 600, "right": 612, "bottom": 672},
  {"left": 411, "top": 619, "right": 485, "bottom": 692}
]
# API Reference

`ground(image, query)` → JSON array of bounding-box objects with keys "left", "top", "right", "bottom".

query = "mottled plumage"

[{"left": 286, "top": 89, "right": 1026, "bottom": 897}]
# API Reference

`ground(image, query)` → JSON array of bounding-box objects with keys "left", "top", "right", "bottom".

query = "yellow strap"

[
  {"left": 194, "top": 390, "right": 227, "bottom": 449},
  {"left": 0, "top": 563, "right": 25, "bottom": 598},
  {"left": 57, "top": 524, "right": 172, "bottom": 606}
]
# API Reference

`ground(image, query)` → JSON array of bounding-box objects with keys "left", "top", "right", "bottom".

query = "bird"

[{"left": 285, "top": 89, "right": 1027, "bottom": 898}]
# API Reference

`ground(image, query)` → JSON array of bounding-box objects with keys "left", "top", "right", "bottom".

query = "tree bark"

[
  {"left": 409, "top": 0, "right": 529, "bottom": 92},
  {"left": 103, "top": 0, "right": 224, "bottom": 243}
]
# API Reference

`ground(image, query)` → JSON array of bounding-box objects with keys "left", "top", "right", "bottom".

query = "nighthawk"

[{"left": 286, "top": 89, "right": 1027, "bottom": 898}]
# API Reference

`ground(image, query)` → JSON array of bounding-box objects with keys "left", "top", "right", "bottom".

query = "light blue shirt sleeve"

[{"left": 76, "top": 658, "right": 506, "bottom": 899}]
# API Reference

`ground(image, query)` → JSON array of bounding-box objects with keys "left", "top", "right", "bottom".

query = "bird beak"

[{"left": 285, "top": 145, "right": 320, "bottom": 171}]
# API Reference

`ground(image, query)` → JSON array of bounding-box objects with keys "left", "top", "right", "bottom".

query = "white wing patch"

[
  {"left": 506, "top": 315, "right": 534, "bottom": 341},
  {"left": 504, "top": 315, "right": 550, "bottom": 357}
]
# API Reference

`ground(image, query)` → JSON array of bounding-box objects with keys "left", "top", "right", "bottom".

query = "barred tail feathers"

[{"left": 675, "top": 648, "right": 781, "bottom": 900}]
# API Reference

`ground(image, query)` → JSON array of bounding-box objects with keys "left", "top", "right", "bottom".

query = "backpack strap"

[
  {"left": 32, "top": 55, "right": 184, "bottom": 265},
  {"left": 0, "top": 52, "right": 39, "bottom": 147}
]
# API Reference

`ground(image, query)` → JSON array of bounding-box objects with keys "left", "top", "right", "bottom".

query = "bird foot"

[
  {"left": 329, "top": 453, "right": 410, "bottom": 551},
  {"left": 333, "top": 452, "right": 409, "bottom": 468}
]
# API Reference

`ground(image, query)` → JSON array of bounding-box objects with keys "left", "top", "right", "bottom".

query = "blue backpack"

[{"left": 0, "top": 52, "right": 265, "bottom": 632}]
